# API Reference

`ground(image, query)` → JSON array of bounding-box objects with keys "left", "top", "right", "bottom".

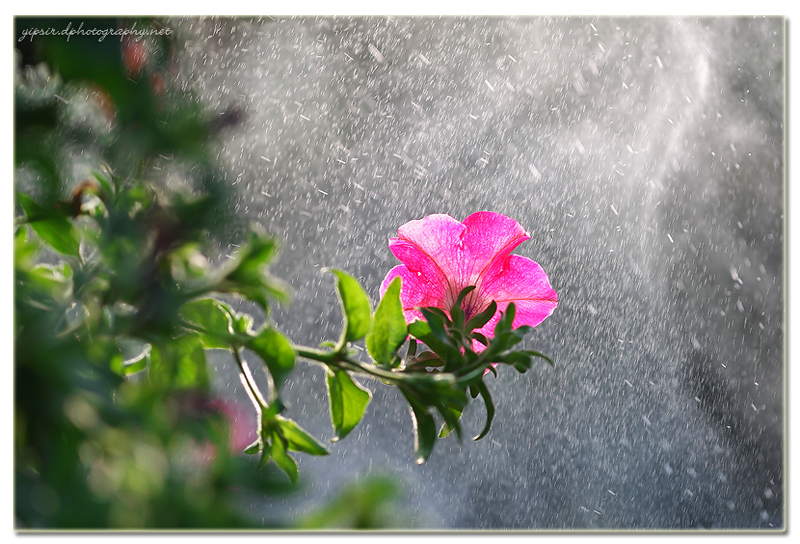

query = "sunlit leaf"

[
  {"left": 328, "top": 269, "right": 372, "bottom": 343},
  {"left": 277, "top": 417, "right": 329, "bottom": 456},
  {"left": 247, "top": 327, "right": 295, "bottom": 389},
  {"left": 270, "top": 431, "right": 298, "bottom": 484},
  {"left": 326, "top": 369, "right": 372, "bottom": 442},
  {"left": 121, "top": 349, "right": 149, "bottom": 376},
  {"left": 179, "top": 297, "right": 233, "bottom": 349},
  {"left": 244, "top": 439, "right": 261, "bottom": 455},
  {"left": 366, "top": 276, "right": 407, "bottom": 367}
]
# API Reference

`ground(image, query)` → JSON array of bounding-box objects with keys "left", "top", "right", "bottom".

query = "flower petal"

[
  {"left": 460, "top": 212, "right": 530, "bottom": 286},
  {"left": 391, "top": 214, "right": 465, "bottom": 278},
  {"left": 381, "top": 264, "right": 447, "bottom": 324},
  {"left": 389, "top": 214, "right": 466, "bottom": 302},
  {"left": 476, "top": 254, "right": 558, "bottom": 334}
]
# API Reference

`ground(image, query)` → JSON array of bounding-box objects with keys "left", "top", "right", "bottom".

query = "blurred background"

[
  {"left": 15, "top": 16, "right": 784, "bottom": 530},
  {"left": 172, "top": 16, "right": 783, "bottom": 529}
]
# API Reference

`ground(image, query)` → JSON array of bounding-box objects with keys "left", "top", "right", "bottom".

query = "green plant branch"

[
  {"left": 232, "top": 346, "right": 269, "bottom": 412},
  {"left": 294, "top": 346, "right": 404, "bottom": 383}
]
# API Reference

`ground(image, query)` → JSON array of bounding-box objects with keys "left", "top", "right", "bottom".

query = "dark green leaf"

[
  {"left": 450, "top": 285, "right": 476, "bottom": 329},
  {"left": 408, "top": 319, "right": 455, "bottom": 361},
  {"left": 407, "top": 373, "right": 469, "bottom": 408},
  {"left": 277, "top": 417, "right": 330, "bottom": 456},
  {"left": 406, "top": 338, "right": 417, "bottom": 358},
  {"left": 471, "top": 332, "right": 489, "bottom": 347},
  {"left": 400, "top": 389, "right": 438, "bottom": 464},
  {"left": 326, "top": 369, "right": 372, "bottom": 441},
  {"left": 404, "top": 351, "right": 445, "bottom": 370},
  {"left": 465, "top": 300, "right": 498, "bottom": 333},
  {"left": 502, "top": 352, "right": 533, "bottom": 373},
  {"left": 494, "top": 302, "right": 517, "bottom": 336},
  {"left": 420, "top": 307, "right": 451, "bottom": 329},
  {"left": 247, "top": 327, "right": 295, "bottom": 389},
  {"left": 366, "top": 276, "right": 407, "bottom": 367},
  {"left": 438, "top": 406, "right": 463, "bottom": 439},
  {"left": 524, "top": 349, "right": 555, "bottom": 367},
  {"left": 473, "top": 380, "right": 495, "bottom": 442},
  {"left": 328, "top": 269, "right": 372, "bottom": 343},
  {"left": 17, "top": 192, "right": 80, "bottom": 257}
]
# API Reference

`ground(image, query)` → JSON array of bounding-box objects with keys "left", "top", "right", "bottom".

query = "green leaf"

[
  {"left": 438, "top": 406, "right": 463, "bottom": 439},
  {"left": 494, "top": 301, "right": 517, "bottom": 337},
  {"left": 472, "top": 380, "right": 496, "bottom": 441},
  {"left": 450, "top": 285, "right": 476, "bottom": 330},
  {"left": 231, "top": 312, "right": 254, "bottom": 336},
  {"left": 277, "top": 417, "right": 330, "bottom": 456},
  {"left": 418, "top": 308, "right": 454, "bottom": 347},
  {"left": 471, "top": 332, "right": 489, "bottom": 347},
  {"left": 408, "top": 320, "right": 454, "bottom": 361},
  {"left": 404, "top": 351, "right": 445, "bottom": 370},
  {"left": 366, "top": 276, "right": 407, "bottom": 367},
  {"left": 328, "top": 269, "right": 372, "bottom": 344},
  {"left": 501, "top": 351, "right": 531, "bottom": 373},
  {"left": 14, "top": 226, "right": 39, "bottom": 269},
  {"left": 148, "top": 335, "right": 209, "bottom": 391},
  {"left": 406, "top": 338, "right": 417, "bottom": 358},
  {"left": 179, "top": 298, "right": 233, "bottom": 349},
  {"left": 17, "top": 192, "right": 80, "bottom": 257},
  {"left": 247, "top": 327, "right": 295, "bottom": 389},
  {"left": 121, "top": 349, "right": 149, "bottom": 376},
  {"left": 525, "top": 349, "right": 555, "bottom": 367},
  {"left": 244, "top": 439, "right": 261, "bottom": 455},
  {"left": 466, "top": 300, "right": 498, "bottom": 333},
  {"left": 217, "top": 230, "right": 288, "bottom": 311},
  {"left": 400, "top": 388, "right": 438, "bottom": 464},
  {"left": 409, "top": 373, "right": 469, "bottom": 408},
  {"left": 26, "top": 262, "right": 73, "bottom": 304},
  {"left": 326, "top": 369, "right": 372, "bottom": 441},
  {"left": 270, "top": 431, "right": 298, "bottom": 484}
]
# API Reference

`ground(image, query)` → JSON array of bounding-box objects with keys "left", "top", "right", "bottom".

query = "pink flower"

[{"left": 380, "top": 212, "right": 558, "bottom": 348}]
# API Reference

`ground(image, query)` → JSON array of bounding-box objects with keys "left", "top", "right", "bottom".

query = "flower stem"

[{"left": 294, "top": 345, "right": 413, "bottom": 385}]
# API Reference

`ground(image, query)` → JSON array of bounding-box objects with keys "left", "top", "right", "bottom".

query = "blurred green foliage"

[
  {"left": 13, "top": 16, "right": 292, "bottom": 529},
  {"left": 14, "top": 17, "right": 552, "bottom": 530}
]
